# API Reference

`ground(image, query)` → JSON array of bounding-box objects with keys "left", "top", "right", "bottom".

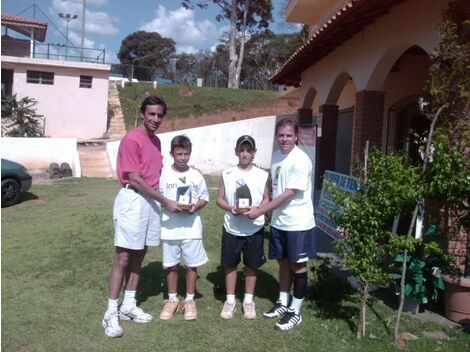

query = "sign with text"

[{"left": 316, "top": 170, "right": 359, "bottom": 240}]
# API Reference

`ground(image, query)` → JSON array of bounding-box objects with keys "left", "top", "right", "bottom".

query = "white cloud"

[
  {"left": 51, "top": 0, "right": 118, "bottom": 37},
  {"left": 140, "top": 5, "right": 220, "bottom": 53}
]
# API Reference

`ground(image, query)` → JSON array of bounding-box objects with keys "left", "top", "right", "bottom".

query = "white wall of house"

[
  {"left": 1, "top": 137, "right": 81, "bottom": 177},
  {"left": 2, "top": 56, "right": 110, "bottom": 140},
  {"left": 107, "top": 115, "right": 282, "bottom": 176}
]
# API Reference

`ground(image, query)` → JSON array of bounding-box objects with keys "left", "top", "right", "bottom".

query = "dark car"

[{"left": 1, "top": 159, "right": 32, "bottom": 207}]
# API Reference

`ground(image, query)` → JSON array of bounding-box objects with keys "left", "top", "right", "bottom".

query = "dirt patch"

[{"left": 158, "top": 98, "right": 298, "bottom": 133}]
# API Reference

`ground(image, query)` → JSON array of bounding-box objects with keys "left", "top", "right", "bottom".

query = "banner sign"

[{"left": 316, "top": 170, "right": 359, "bottom": 240}]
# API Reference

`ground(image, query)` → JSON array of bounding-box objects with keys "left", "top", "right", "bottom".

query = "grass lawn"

[
  {"left": 2, "top": 178, "right": 469, "bottom": 351},
  {"left": 118, "top": 83, "right": 278, "bottom": 128}
]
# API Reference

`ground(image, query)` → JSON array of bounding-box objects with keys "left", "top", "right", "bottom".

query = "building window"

[
  {"left": 26, "top": 70, "right": 54, "bottom": 85},
  {"left": 80, "top": 75, "right": 93, "bottom": 88}
]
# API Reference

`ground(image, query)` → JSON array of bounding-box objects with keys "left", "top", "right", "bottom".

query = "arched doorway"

[{"left": 386, "top": 95, "right": 430, "bottom": 162}]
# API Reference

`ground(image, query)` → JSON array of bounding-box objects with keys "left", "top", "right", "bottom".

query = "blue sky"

[{"left": 2, "top": 0, "right": 299, "bottom": 63}]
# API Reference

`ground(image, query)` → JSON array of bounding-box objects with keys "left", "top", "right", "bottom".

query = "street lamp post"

[{"left": 59, "top": 13, "right": 78, "bottom": 60}]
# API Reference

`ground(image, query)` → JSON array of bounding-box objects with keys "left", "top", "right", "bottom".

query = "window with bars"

[
  {"left": 79, "top": 75, "right": 93, "bottom": 88},
  {"left": 26, "top": 70, "right": 54, "bottom": 85}
]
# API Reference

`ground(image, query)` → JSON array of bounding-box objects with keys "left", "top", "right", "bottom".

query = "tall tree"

[
  {"left": 118, "top": 31, "right": 176, "bottom": 81},
  {"left": 182, "top": 0, "right": 272, "bottom": 89}
]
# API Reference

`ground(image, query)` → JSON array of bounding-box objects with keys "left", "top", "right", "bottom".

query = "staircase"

[
  {"left": 107, "top": 81, "right": 127, "bottom": 141},
  {"left": 77, "top": 81, "right": 126, "bottom": 178},
  {"left": 78, "top": 144, "right": 114, "bottom": 178}
]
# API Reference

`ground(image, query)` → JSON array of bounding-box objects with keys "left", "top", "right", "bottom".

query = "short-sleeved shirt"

[
  {"left": 159, "top": 166, "right": 209, "bottom": 240},
  {"left": 271, "top": 145, "right": 315, "bottom": 231},
  {"left": 221, "top": 165, "right": 268, "bottom": 236},
  {"left": 117, "top": 128, "right": 163, "bottom": 189}
]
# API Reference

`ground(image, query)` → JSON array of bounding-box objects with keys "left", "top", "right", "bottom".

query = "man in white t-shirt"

[
  {"left": 216, "top": 135, "right": 270, "bottom": 320},
  {"left": 158, "top": 135, "right": 209, "bottom": 321},
  {"left": 247, "top": 118, "right": 316, "bottom": 331}
]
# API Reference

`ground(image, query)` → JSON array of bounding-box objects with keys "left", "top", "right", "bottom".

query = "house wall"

[
  {"left": 1, "top": 56, "right": 110, "bottom": 139},
  {"left": 107, "top": 115, "right": 283, "bottom": 176},
  {"left": 1, "top": 137, "right": 81, "bottom": 177},
  {"left": 299, "top": 0, "right": 448, "bottom": 107}
]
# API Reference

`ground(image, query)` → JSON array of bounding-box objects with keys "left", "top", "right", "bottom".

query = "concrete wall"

[
  {"left": 1, "top": 56, "right": 110, "bottom": 139},
  {"left": 1, "top": 137, "right": 81, "bottom": 177},
  {"left": 107, "top": 115, "right": 280, "bottom": 176}
]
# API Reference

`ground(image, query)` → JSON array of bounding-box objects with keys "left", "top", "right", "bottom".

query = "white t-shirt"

[
  {"left": 271, "top": 145, "right": 315, "bottom": 231},
  {"left": 159, "top": 166, "right": 209, "bottom": 240},
  {"left": 222, "top": 165, "right": 269, "bottom": 236}
]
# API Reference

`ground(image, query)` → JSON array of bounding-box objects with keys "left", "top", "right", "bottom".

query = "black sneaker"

[
  {"left": 274, "top": 309, "right": 302, "bottom": 331},
  {"left": 263, "top": 300, "right": 289, "bottom": 318}
]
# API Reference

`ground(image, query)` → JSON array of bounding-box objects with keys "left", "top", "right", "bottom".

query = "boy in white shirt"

[
  {"left": 158, "top": 135, "right": 209, "bottom": 321},
  {"left": 216, "top": 135, "right": 270, "bottom": 320}
]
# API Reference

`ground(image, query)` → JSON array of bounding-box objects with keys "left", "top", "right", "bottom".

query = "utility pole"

[
  {"left": 59, "top": 13, "right": 78, "bottom": 60},
  {"left": 81, "top": 0, "right": 87, "bottom": 61}
]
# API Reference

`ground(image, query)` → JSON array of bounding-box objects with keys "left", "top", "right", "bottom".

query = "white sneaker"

[
  {"left": 102, "top": 311, "right": 123, "bottom": 338},
  {"left": 120, "top": 305, "right": 153, "bottom": 323}
]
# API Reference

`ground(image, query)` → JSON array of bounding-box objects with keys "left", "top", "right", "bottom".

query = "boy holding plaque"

[
  {"left": 216, "top": 135, "right": 270, "bottom": 320},
  {"left": 158, "top": 135, "right": 209, "bottom": 321}
]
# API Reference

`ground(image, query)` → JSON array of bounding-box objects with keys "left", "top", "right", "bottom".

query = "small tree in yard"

[
  {"left": 328, "top": 146, "right": 421, "bottom": 339},
  {"left": 1, "top": 94, "right": 44, "bottom": 137}
]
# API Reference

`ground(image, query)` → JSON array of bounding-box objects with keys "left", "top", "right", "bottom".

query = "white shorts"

[
  {"left": 162, "top": 239, "right": 209, "bottom": 268},
  {"left": 113, "top": 188, "right": 161, "bottom": 250}
]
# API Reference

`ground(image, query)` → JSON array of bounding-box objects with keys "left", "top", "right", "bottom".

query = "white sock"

[
  {"left": 226, "top": 294, "right": 236, "bottom": 305},
  {"left": 121, "top": 290, "right": 136, "bottom": 307},
  {"left": 290, "top": 297, "right": 303, "bottom": 315},
  {"left": 168, "top": 292, "right": 178, "bottom": 302},
  {"left": 107, "top": 298, "right": 119, "bottom": 313},
  {"left": 279, "top": 292, "right": 290, "bottom": 306},
  {"left": 243, "top": 293, "right": 254, "bottom": 304},
  {"left": 186, "top": 293, "right": 195, "bottom": 301}
]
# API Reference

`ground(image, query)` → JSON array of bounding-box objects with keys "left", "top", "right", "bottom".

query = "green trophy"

[{"left": 235, "top": 180, "right": 252, "bottom": 214}]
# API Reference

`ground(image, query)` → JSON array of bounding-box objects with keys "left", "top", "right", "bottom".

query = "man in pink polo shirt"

[{"left": 102, "top": 95, "right": 181, "bottom": 338}]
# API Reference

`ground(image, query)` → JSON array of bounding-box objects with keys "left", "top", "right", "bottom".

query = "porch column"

[
  {"left": 317, "top": 104, "right": 339, "bottom": 189},
  {"left": 297, "top": 108, "right": 313, "bottom": 126},
  {"left": 352, "top": 90, "right": 385, "bottom": 161}
]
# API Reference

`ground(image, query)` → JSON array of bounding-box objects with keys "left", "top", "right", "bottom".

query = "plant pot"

[
  {"left": 403, "top": 296, "right": 421, "bottom": 314},
  {"left": 441, "top": 274, "right": 470, "bottom": 324}
]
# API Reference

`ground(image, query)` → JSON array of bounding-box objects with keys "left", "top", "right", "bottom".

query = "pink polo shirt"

[{"left": 117, "top": 127, "right": 163, "bottom": 189}]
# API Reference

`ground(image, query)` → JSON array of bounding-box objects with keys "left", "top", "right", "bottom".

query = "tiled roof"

[
  {"left": 1, "top": 13, "right": 48, "bottom": 42},
  {"left": 270, "top": 0, "right": 405, "bottom": 87}
]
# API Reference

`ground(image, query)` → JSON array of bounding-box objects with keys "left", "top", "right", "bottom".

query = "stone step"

[{"left": 79, "top": 150, "right": 113, "bottom": 178}]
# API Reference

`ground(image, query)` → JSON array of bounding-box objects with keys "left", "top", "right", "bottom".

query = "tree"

[
  {"left": 1, "top": 94, "right": 44, "bottom": 137},
  {"left": 182, "top": 0, "right": 272, "bottom": 89},
  {"left": 118, "top": 31, "right": 176, "bottom": 81}
]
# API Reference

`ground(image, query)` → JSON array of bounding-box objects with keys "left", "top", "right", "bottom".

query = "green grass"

[
  {"left": 118, "top": 83, "right": 278, "bottom": 129},
  {"left": 2, "top": 178, "right": 469, "bottom": 351}
]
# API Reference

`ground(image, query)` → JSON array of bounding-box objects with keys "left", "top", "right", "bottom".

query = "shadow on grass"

[
  {"left": 307, "top": 260, "right": 358, "bottom": 333},
  {"left": 139, "top": 261, "right": 207, "bottom": 302},
  {"left": 138, "top": 261, "right": 166, "bottom": 304},
  {"left": 206, "top": 265, "right": 278, "bottom": 303}
]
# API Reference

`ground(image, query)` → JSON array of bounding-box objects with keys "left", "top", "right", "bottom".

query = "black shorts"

[{"left": 220, "top": 227, "right": 266, "bottom": 269}]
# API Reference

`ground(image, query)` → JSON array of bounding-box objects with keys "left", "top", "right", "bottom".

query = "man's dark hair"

[
  {"left": 140, "top": 95, "right": 167, "bottom": 115},
  {"left": 275, "top": 117, "right": 299, "bottom": 135},
  {"left": 171, "top": 135, "right": 192, "bottom": 152}
]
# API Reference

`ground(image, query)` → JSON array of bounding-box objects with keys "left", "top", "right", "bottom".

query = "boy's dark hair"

[
  {"left": 171, "top": 135, "right": 192, "bottom": 152},
  {"left": 140, "top": 95, "right": 167, "bottom": 115},
  {"left": 275, "top": 117, "right": 298, "bottom": 135}
]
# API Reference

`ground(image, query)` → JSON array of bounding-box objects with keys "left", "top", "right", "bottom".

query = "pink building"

[{"left": 1, "top": 13, "right": 110, "bottom": 140}]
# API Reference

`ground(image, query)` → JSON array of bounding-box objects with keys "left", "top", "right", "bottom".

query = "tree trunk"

[
  {"left": 234, "top": 0, "right": 249, "bottom": 89},
  {"left": 227, "top": 0, "right": 238, "bottom": 89},
  {"left": 356, "top": 282, "right": 369, "bottom": 339}
]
